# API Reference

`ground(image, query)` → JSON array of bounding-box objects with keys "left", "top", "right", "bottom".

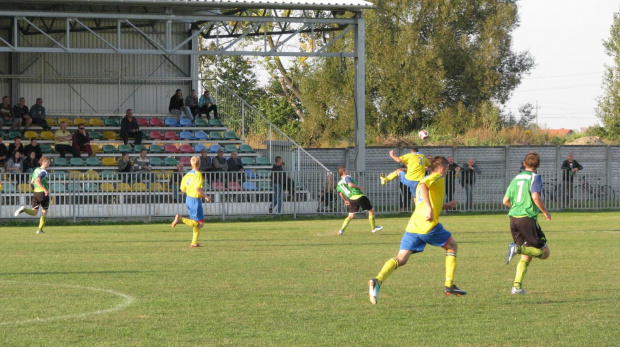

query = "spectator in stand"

[
  {"left": 269, "top": 156, "right": 285, "bottom": 214},
  {"left": 227, "top": 151, "right": 245, "bottom": 183},
  {"left": 198, "top": 90, "right": 218, "bottom": 119},
  {"left": 23, "top": 150, "right": 39, "bottom": 174},
  {"left": 73, "top": 124, "right": 93, "bottom": 157},
  {"left": 169, "top": 89, "right": 193, "bottom": 120},
  {"left": 6, "top": 151, "right": 25, "bottom": 182},
  {"left": 13, "top": 97, "right": 32, "bottom": 132},
  {"left": 170, "top": 161, "right": 184, "bottom": 202},
  {"left": 8, "top": 136, "right": 25, "bottom": 156},
  {"left": 54, "top": 121, "right": 79, "bottom": 158},
  {"left": 199, "top": 148, "right": 214, "bottom": 183},
  {"left": 120, "top": 109, "right": 143, "bottom": 146},
  {"left": 446, "top": 156, "right": 461, "bottom": 204},
  {"left": 212, "top": 148, "right": 228, "bottom": 183},
  {"left": 318, "top": 172, "right": 336, "bottom": 212},
  {"left": 0, "top": 134, "right": 8, "bottom": 168},
  {"left": 24, "top": 138, "right": 42, "bottom": 160},
  {"left": 185, "top": 89, "right": 199, "bottom": 119},
  {"left": 29, "top": 98, "right": 50, "bottom": 131},
  {"left": 117, "top": 151, "right": 133, "bottom": 183},
  {"left": 0, "top": 96, "right": 19, "bottom": 131},
  {"left": 561, "top": 153, "right": 583, "bottom": 208},
  {"left": 133, "top": 148, "right": 153, "bottom": 182},
  {"left": 460, "top": 158, "right": 482, "bottom": 211}
]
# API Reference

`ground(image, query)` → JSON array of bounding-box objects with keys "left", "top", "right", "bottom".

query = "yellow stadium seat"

[
  {"left": 155, "top": 170, "right": 172, "bottom": 179},
  {"left": 46, "top": 118, "right": 57, "bottom": 126},
  {"left": 24, "top": 131, "right": 39, "bottom": 140},
  {"left": 132, "top": 183, "right": 147, "bottom": 192},
  {"left": 17, "top": 183, "right": 32, "bottom": 193},
  {"left": 73, "top": 118, "right": 87, "bottom": 126},
  {"left": 83, "top": 170, "right": 100, "bottom": 180},
  {"left": 103, "top": 131, "right": 119, "bottom": 140},
  {"left": 102, "top": 157, "right": 117, "bottom": 166},
  {"left": 69, "top": 170, "right": 83, "bottom": 180},
  {"left": 100, "top": 183, "right": 116, "bottom": 192},
  {"left": 91, "top": 144, "right": 103, "bottom": 154},
  {"left": 116, "top": 183, "right": 131, "bottom": 192},
  {"left": 58, "top": 117, "right": 72, "bottom": 125},
  {"left": 89, "top": 118, "right": 104, "bottom": 126},
  {"left": 150, "top": 183, "right": 165, "bottom": 192},
  {"left": 40, "top": 131, "right": 54, "bottom": 140}
]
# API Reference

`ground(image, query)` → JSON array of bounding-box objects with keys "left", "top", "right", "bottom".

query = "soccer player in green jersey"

[
  {"left": 14, "top": 156, "right": 50, "bottom": 233},
  {"left": 503, "top": 152, "right": 551, "bottom": 294},
  {"left": 336, "top": 166, "right": 383, "bottom": 235},
  {"left": 380, "top": 147, "right": 430, "bottom": 201},
  {"left": 368, "top": 156, "right": 463, "bottom": 304}
]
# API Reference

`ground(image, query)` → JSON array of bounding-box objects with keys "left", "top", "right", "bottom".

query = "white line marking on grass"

[{"left": 0, "top": 281, "right": 135, "bottom": 326}]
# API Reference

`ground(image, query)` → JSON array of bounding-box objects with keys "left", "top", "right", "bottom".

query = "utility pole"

[{"left": 534, "top": 101, "right": 541, "bottom": 128}]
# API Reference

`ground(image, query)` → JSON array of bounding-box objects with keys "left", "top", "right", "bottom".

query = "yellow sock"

[
  {"left": 191, "top": 226, "right": 201, "bottom": 246},
  {"left": 340, "top": 218, "right": 351, "bottom": 231},
  {"left": 514, "top": 257, "right": 530, "bottom": 289},
  {"left": 369, "top": 215, "right": 376, "bottom": 230},
  {"left": 181, "top": 217, "right": 199, "bottom": 228},
  {"left": 38, "top": 215, "right": 47, "bottom": 231},
  {"left": 445, "top": 251, "right": 457, "bottom": 287},
  {"left": 376, "top": 258, "right": 399, "bottom": 285},
  {"left": 385, "top": 170, "right": 399, "bottom": 182},
  {"left": 24, "top": 208, "right": 37, "bottom": 216}
]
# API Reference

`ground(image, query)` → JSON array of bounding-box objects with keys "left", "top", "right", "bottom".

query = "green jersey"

[
  {"left": 31, "top": 167, "right": 50, "bottom": 193},
  {"left": 336, "top": 175, "right": 364, "bottom": 200},
  {"left": 505, "top": 171, "right": 543, "bottom": 219}
]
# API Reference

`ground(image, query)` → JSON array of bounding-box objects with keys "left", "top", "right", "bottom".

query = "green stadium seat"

[
  {"left": 239, "top": 144, "right": 254, "bottom": 153},
  {"left": 50, "top": 170, "right": 68, "bottom": 179},
  {"left": 241, "top": 157, "right": 255, "bottom": 165},
  {"left": 118, "top": 144, "right": 132, "bottom": 153},
  {"left": 209, "top": 119, "right": 223, "bottom": 127},
  {"left": 164, "top": 157, "right": 178, "bottom": 166},
  {"left": 102, "top": 145, "right": 118, "bottom": 153},
  {"left": 40, "top": 145, "right": 53, "bottom": 154},
  {"left": 194, "top": 118, "right": 208, "bottom": 127},
  {"left": 84, "top": 183, "right": 99, "bottom": 192},
  {"left": 53, "top": 157, "right": 69, "bottom": 166},
  {"left": 86, "top": 157, "right": 101, "bottom": 166},
  {"left": 150, "top": 157, "right": 164, "bottom": 166},
  {"left": 224, "top": 145, "right": 238, "bottom": 153},
  {"left": 104, "top": 118, "right": 119, "bottom": 126},
  {"left": 258, "top": 181, "right": 272, "bottom": 191},
  {"left": 89, "top": 131, "right": 103, "bottom": 140},
  {"left": 209, "top": 131, "right": 223, "bottom": 140},
  {"left": 8, "top": 131, "right": 21, "bottom": 139},
  {"left": 256, "top": 157, "right": 271, "bottom": 165},
  {"left": 70, "top": 157, "right": 86, "bottom": 166},
  {"left": 50, "top": 182, "right": 66, "bottom": 193},
  {"left": 224, "top": 131, "right": 239, "bottom": 140},
  {"left": 149, "top": 144, "right": 165, "bottom": 153},
  {"left": 257, "top": 170, "right": 271, "bottom": 178},
  {"left": 100, "top": 170, "right": 116, "bottom": 180},
  {"left": 134, "top": 144, "right": 147, "bottom": 153},
  {"left": 67, "top": 183, "right": 84, "bottom": 192}
]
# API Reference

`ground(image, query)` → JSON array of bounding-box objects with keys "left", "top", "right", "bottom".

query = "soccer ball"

[{"left": 418, "top": 129, "right": 429, "bottom": 140}]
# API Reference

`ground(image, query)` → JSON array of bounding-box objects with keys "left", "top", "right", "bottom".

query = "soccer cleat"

[
  {"left": 368, "top": 279, "right": 380, "bottom": 304},
  {"left": 511, "top": 287, "right": 529, "bottom": 295},
  {"left": 372, "top": 226, "right": 383, "bottom": 233},
  {"left": 190, "top": 244, "right": 202, "bottom": 248},
  {"left": 171, "top": 214, "right": 181, "bottom": 229},
  {"left": 14, "top": 206, "right": 26, "bottom": 216},
  {"left": 36, "top": 230, "right": 45, "bottom": 234},
  {"left": 444, "top": 284, "right": 467, "bottom": 296},
  {"left": 337, "top": 229, "right": 344, "bottom": 235},
  {"left": 379, "top": 173, "right": 386, "bottom": 185},
  {"left": 505, "top": 242, "right": 518, "bottom": 265}
]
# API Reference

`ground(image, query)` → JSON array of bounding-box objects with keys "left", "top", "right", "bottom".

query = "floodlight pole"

[{"left": 354, "top": 12, "right": 366, "bottom": 173}]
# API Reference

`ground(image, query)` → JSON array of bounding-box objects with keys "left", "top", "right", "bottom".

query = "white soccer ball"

[{"left": 418, "top": 129, "right": 429, "bottom": 140}]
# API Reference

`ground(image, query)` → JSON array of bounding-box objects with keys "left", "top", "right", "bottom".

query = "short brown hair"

[
  {"left": 338, "top": 166, "right": 347, "bottom": 176},
  {"left": 431, "top": 156, "right": 448, "bottom": 172},
  {"left": 524, "top": 152, "right": 540, "bottom": 169}
]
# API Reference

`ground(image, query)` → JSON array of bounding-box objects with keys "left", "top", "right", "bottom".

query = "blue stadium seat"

[
  {"left": 194, "top": 130, "right": 209, "bottom": 140},
  {"left": 242, "top": 181, "right": 259, "bottom": 191},
  {"left": 209, "top": 144, "right": 223, "bottom": 153},
  {"left": 179, "top": 130, "right": 195, "bottom": 140},
  {"left": 164, "top": 117, "right": 180, "bottom": 127},
  {"left": 194, "top": 144, "right": 208, "bottom": 153},
  {"left": 179, "top": 118, "right": 194, "bottom": 127}
]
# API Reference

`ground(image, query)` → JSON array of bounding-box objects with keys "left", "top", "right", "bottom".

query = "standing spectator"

[
  {"left": 0, "top": 96, "right": 19, "bottom": 131},
  {"left": 54, "top": 121, "right": 79, "bottom": 158},
  {"left": 8, "top": 136, "right": 25, "bottom": 156},
  {"left": 13, "top": 97, "right": 32, "bottom": 131},
  {"left": 29, "top": 98, "right": 51, "bottom": 131},
  {"left": 446, "top": 156, "right": 461, "bottom": 204},
  {"left": 24, "top": 138, "right": 42, "bottom": 159},
  {"left": 460, "top": 158, "right": 481, "bottom": 211},
  {"left": 226, "top": 151, "right": 245, "bottom": 183},
  {"left": 560, "top": 153, "right": 583, "bottom": 208},
  {"left": 120, "top": 109, "right": 143, "bottom": 146},
  {"left": 212, "top": 148, "right": 228, "bottom": 183},
  {"left": 23, "top": 150, "right": 39, "bottom": 174},
  {"left": 6, "top": 151, "right": 25, "bottom": 181},
  {"left": 117, "top": 151, "right": 133, "bottom": 183},
  {"left": 269, "top": 156, "right": 285, "bottom": 214},
  {"left": 199, "top": 148, "right": 214, "bottom": 183},
  {"left": 0, "top": 134, "right": 9, "bottom": 168},
  {"left": 133, "top": 148, "right": 153, "bottom": 182},
  {"left": 169, "top": 89, "right": 193, "bottom": 120},
  {"left": 73, "top": 124, "right": 94, "bottom": 157},
  {"left": 185, "top": 89, "right": 199, "bottom": 118},
  {"left": 198, "top": 90, "right": 218, "bottom": 119},
  {"left": 318, "top": 173, "right": 337, "bottom": 212}
]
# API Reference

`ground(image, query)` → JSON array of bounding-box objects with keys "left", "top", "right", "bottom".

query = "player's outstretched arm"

[
  {"left": 389, "top": 150, "right": 402, "bottom": 163},
  {"left": 532, "top": 192, "right": 551, "bottom": 221}
]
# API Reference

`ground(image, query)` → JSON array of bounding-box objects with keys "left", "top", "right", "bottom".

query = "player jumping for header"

[{"left": 380, "top": 147, "right": 430, "bottom": 203}]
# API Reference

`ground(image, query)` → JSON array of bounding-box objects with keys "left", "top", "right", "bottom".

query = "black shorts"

[
  {"left": 32, "top": 191, "right": 50, "bottom": 210},
  {"left": 348, "top": 196, "right": 373, "bottom": 213},
  {"left": 509, "top": 216, "right": 547, "bottom": 249}
]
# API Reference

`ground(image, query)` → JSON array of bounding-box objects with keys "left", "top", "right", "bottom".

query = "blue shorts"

[
  {"left": 399, "top": 223, "right": 452, "bottom": 253},
  {"left": 399, "top": 171, "right": 419, "bottom": 197},
  {"left": 186, "top": 196, "right": 204, "bottom": 222}
]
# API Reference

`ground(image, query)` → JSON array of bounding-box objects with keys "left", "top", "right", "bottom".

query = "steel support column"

[{"left": 353, "top": 13, "right": 365, "bottom": 173}]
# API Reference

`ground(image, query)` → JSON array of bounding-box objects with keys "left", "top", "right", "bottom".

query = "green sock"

[
  {"left": 24, "top": 208, "right": 37, "bottom": 216},
  {"left": 518, "top": 246, "right": 544, "bottom": 259},
  {"left": 369, "top": 215, "right": 376, "bottom": 230},
  {"left": 340, "top": 218, "right": 351, "bottom": 231},
  {"left": 38, "top": 215, "right": 47, "bottom": 231},
  {"left": 514, "top": 257, "right": 530, "bottom": 289}
]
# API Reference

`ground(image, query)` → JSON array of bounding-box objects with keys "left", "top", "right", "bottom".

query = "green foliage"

[{"left": 597, "top": 10, "right": 620, "bottom": 139}]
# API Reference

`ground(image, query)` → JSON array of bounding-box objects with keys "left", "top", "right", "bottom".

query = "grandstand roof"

[{"left": 0, "top": 0, "right": 375, "bottom": 11}]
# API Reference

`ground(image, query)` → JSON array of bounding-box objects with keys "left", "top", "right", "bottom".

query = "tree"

[{"left": 597, "top": 10, "right": 620, "bottom": 138}]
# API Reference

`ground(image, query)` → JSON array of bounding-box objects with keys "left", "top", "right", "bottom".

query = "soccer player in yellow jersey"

[
  {"left": 368, "top": 156, "right": 465, "bottom": 304},
  {"left": 171, "top": 156, "right": 211, "bottom": 247},
  {"left": 380, "top": 147, "right": 430, "bottom": 201}
]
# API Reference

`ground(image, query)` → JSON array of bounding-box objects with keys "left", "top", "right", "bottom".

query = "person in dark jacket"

[
  {"left": 120, "top": 109, "right": 143, "bottom": 146},
  {"left": 446, "top": 156, "right": 461, "bottom": 204},
  {"left": 269, "top": 156, "right": 285, "bottom": 213},
  {"left": 23, "top": 150, "right": 39, "bottom": 174},
  {"left": 560, "top": 153, "right": 583, "bottom": 208},
  {"left": 226, "top": 151, "right": 245, "bottom": 183},
  {"left": 460, "top": 158, "right": 481, "bottom": 211},
  {"left": 169, "top": 89, "right": 193, "bottom": 120},
  {"left": 23, "top": 138, "right": 42, "bottom": 159},
  {"left": 73, "top": 125, "right": 93, "bottom": 157},
  {"left": 30, "top": 98, "right": 50, "bottom": 131}
]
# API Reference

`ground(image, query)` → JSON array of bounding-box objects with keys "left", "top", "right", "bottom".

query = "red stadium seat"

[
  {"left": 137, "top": 117, "right": 149, "bottom": 127},
  {"left": 149, "top": 131, "right": 165, "bottom": 140},
  {"left": 149, "top": 118, "right": 164, "bottom": 127},
  {"left": 164, "top": 144, "right": 179, "bottom": 153},
  {"left": 165, "top": 131, "right": 180, "bottom": 140},
  {"left": 227, "top": 181, "right": 242, "bottom": 191},
  {"left": 178, "top": 144, "right": 194, "bottom": 153},
  {"left": 211, "top": 182, "right": 226, "bottom": 191},
  {"left": 180, "top": 156, "right": 192, "bottom": 166}
]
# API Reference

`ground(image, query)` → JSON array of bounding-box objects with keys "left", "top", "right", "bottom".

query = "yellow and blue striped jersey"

[
  {"left": 180, "top": 170, "right": 203, "bottom": 198},
  {"left": 400, "top": 153, "right": 430, "bottom": 181},
  {"left": 405, "top": 173, "right": 445, "bottom": 234}
]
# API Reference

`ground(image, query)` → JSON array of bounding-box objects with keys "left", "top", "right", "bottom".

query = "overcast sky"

[{"left": 505, "top": 0, "right": 619, "bottom": 131}]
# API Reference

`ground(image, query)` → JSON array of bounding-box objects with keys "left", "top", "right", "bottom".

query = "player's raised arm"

[{"left": 389, "top": 150, "right": 402, "bottom": 163}]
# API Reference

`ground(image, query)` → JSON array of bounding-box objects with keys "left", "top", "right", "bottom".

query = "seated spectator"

[
  {"left": 13, "top": 97, "right": 32, "bottom": 131},
  {"left": 212, "top": 148, "right": 228, "bottom": 182},
  {"left": 0, "top": 96, "right": 19, "bottom": 131},
  {"left": 8, "top": 136, "right": 25, "bottom": 156},
  {"left": 73, "top": 124, "right": 94, "bottom": 157},
  {"left": 117, "top": 151, "right": 133, "bottom": 183},
  {"left": 29, "top": 98, "right": 51, "bottom": 131},
  {"left": 198, "top": 90, "right": 218, "bottom": 119},
  {"left": 120, "top": 109, "right": 143, "bottom": 146},
  {"left": 169, "top": 89, "right": 193, "bottom": 120},
  {"left": 23, "top": 138, "right": 42, "bottom": 159},
  {"left": 185, "top": 89, "right": 199, "bottom": 118},
  {"left": 23, "top": 150, "right": 39, "bottom": 174},
  {"left": 6, "top": 151, "right": 25, "bottom": 182},
  {"left": 55, "top": 121, "right": 80, "bottom": 158},
  {"left": 199, "top": 148, "right": 214, "bottom": 183},
  {"left": 0, "top": 134, "right": 8, "bottom": 168},
  {"left": 226, "top": 151, "right": 245, "bottom": 183},
  {"left": 133, "top": 148, "right": 154, "bottom": 182}
]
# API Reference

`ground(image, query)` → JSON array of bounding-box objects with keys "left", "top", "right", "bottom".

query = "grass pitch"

[{"left": 0, "top": 212, "right": 619, "bottom": 346}]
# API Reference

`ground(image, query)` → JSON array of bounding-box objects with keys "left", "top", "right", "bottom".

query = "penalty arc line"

[{"left": 0, "top": 281, "right": 135, "bottom": 326}]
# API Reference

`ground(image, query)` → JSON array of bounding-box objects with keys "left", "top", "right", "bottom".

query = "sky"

[{"left": 505, "top": 0, "right": 619, "bottom": 131}]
